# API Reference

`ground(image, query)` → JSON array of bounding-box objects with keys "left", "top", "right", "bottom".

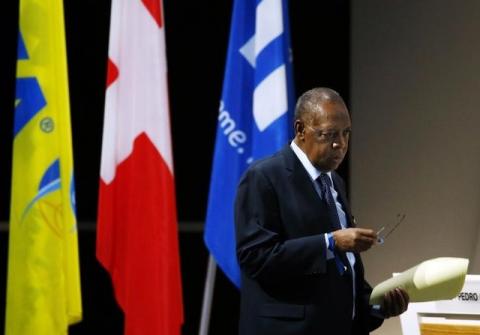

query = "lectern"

[{"left": 400, "top": 275, "right": 480, "bottom": 335}]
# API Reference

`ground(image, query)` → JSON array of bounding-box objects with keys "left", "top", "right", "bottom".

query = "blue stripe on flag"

[
  {"left": 17, "top": 33, "right": 29, "bottom": 60},
  {"left": 70, "top": 173, "right": 77, "bottom": 217},
  {"left": 204, "top": 0, "right": 294, "bottom": 287},
  {"left": 14, "top": 77, "right": 47, "bottom": 136},
  {"left": 39, "top": 159, "right": 60, "bottom": 190}
]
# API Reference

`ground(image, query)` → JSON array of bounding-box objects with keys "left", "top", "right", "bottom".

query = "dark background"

[{"left": 0, "top": 1, "right": 350, "bottom": 334}]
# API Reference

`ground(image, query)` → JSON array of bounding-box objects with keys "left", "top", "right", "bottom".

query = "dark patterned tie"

[
  {"left": 317, "top": 173, "right": 346, "bottom": 275},
  {"left": 318, "top": 173, "right": 342, "bottom": 228}
]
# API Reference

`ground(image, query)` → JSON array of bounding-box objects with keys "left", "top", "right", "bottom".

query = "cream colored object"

[{"left": 369, "top": 257, "right": 469, "bottom": 305}]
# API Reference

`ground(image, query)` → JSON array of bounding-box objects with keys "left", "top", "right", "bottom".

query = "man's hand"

[
  {"left": 382, "top": 288, "right": 409, "bottom": 318},
  {"left": 332, "top": 228, "right": 377, "bottom": 253}
]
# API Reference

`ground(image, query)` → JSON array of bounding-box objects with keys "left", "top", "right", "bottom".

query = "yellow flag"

[{"left": 5, "top": 0, "right": 82, "bottom": 334}]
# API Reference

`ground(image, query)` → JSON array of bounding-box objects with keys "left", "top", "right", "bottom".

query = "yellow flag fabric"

[{"left": 5, "top": 0, "right": 82, "bottom": 334}]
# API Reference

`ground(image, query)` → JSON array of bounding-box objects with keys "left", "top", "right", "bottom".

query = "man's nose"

[{"left": 332, "top": 134, "right": 348, "bottom": 149}]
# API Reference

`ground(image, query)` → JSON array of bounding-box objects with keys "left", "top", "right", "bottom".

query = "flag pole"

[{"left": 199, "top": 255, "right": 217, "bottom": 335}]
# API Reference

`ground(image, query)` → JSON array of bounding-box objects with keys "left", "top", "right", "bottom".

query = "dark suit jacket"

[{"left": 234, "top": 145, "right": 383, "bottom": 335}]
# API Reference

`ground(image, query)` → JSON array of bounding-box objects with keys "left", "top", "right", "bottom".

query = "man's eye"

[{"left": 321, "top": 132, "right": 336, "bottom": 140}]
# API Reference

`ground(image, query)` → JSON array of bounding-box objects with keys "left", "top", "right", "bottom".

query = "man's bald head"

[
  {"left": 293, "top": 87, "right": 351, "bottom": 171},
  {"left": 294, "top": 87, "right": 347, "bottom": 124}
]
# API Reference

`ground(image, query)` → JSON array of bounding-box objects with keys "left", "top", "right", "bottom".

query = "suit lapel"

[
  {"left": 281, "top": 146, "right": 337, "bottom": 232},
  {"left": 282, "top": 146, "right": 316, "bottom": 195}
]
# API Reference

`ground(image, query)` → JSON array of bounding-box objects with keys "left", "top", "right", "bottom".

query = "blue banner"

[{"left": 204, "top": 0, "right": 294, "bottom": 287}]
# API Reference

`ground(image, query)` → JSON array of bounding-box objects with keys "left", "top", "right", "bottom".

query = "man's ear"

[{"left": 294, "top": 120, "right": 305, "bottom": 139}]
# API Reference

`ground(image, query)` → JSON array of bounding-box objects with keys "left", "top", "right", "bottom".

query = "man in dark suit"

[{"left": 234, "top": 87, "right": 408, "bottom": 335}]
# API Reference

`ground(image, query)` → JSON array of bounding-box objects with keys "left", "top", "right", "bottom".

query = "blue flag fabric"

[{"left": 204, "top": 0, "right": 295, "bottom": 287}]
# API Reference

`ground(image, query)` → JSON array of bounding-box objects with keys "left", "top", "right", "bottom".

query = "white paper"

[{"left": 369, "top": 257, "right": 469, "bottom": 305}]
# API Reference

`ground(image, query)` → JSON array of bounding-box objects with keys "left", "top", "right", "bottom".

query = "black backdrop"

[{"left": 0, "top": 1, "right": 350, "bottom": 334}]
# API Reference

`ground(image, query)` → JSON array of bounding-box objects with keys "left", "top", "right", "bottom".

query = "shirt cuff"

[{"left": 324, "top": 233, "right": 335, "bottom": 260}]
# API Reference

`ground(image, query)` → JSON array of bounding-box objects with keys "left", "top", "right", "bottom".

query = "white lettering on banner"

[{"left": 218, "top": 101, "right": 253, "bottom": 164}]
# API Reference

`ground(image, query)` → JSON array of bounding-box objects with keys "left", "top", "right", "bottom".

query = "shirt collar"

[{"left": 290, "top": 140, "right": 332, "bottom": 183}]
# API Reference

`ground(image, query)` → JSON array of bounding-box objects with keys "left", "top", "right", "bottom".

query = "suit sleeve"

[
  {"left": 234, "top": 166, "right": 328, "bottom": 285},
  {"left": 360, "top": 279, "right": 384, "bottom": 331}
]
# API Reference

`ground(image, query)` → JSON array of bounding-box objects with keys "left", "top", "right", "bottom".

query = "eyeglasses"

[
  {"left": 306, "top": 125, "right": 351, "bottom": 143},
  {"left": 376, "top": 214, "right": 406, "bottom": 245}
]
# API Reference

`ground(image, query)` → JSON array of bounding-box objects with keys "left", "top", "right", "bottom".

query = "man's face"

[{"left": 296, "top": 101, "right": 351, "bottom": 172}]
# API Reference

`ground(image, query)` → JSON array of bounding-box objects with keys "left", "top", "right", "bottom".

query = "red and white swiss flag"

[{"left": 96, "top": 0, "right": 183, "bottom": 334}]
